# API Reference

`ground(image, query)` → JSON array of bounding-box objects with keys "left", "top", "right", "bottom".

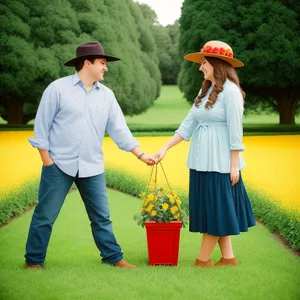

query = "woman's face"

[{"left": 199, "top": 58, "right": 214, "bottom": 82}]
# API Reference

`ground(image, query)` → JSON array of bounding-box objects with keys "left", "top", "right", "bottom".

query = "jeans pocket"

[{"left": 41, "top": 163, "right": 60, "bottom": 183}]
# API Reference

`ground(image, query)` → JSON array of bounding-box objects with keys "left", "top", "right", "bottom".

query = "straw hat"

[{"left": 184, "top": 40, "right": 244, "bottom": 68}]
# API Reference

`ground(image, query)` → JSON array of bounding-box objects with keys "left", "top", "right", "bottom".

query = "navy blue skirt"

[{"left": 189, "top": 170, "right": 256, "bottom": 236}]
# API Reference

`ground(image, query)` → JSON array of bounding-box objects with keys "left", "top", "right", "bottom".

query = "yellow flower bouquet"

[{"left": 134, "top": 185, "right": 188, "bottom": 227}]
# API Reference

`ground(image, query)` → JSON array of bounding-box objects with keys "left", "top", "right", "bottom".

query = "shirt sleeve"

[
  {"left": 28, "top": 83, "right": 59, "bottom": 150},
  {"left": 105, "top": 93, "right": 139, "bottom": 151},
  {"left": 224, "top": 85, "right": 244, "bottom": 152},
  {"left": 175, "top": 106, "right": 198, "bottom": 141}
]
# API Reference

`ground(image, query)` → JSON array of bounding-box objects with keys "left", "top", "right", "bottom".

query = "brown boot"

[
  {"left": 112, "top": 259, "right": 137, "bottom": 268},
  {"left": 194, "top": 258, "right": 213, "bottom": 268},
  {"left": 214, "top": 257, "right": 238, "bottom": 267},
  {"left": 25, "top": 264, "right": 43, "bottom": 269}
]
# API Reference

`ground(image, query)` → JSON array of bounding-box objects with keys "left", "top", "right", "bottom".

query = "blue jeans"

[{"left": 25, "top": 164, "right": 123, "bottom": 266}]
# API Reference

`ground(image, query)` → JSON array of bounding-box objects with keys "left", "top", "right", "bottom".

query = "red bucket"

[{"left": 145, "top": 221, "right": 182, "bottom": 266}]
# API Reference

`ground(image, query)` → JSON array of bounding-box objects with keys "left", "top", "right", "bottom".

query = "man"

[{"left": 25, "top": 41, "right": 156, "bottom": 269}]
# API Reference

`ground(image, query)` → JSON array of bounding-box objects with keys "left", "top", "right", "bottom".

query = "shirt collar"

[
  {"left": 72, "top": 72, "right": 100, "bottom": 90},
  {"left": 72, "top": 72, "right": 81, "bottom": 86}
]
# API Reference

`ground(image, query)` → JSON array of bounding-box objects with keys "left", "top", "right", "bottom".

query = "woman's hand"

[
  {"left": 154, "top": 147, "right": 167, "bottom": 163},
  {"left": 230, "top": 167, "right": 239, "bottom": 186}
]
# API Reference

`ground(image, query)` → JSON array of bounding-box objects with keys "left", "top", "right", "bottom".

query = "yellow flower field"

[{"left": 0, "top": 131, "right": 299, "bottom": 211}]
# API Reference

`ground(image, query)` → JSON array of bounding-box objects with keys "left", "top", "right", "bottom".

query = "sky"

[{"left": 135, "top": 0, "right": 184, "bottom": 26}]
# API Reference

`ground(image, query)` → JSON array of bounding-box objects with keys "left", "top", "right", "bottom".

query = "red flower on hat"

[
  {"left": 204, "top": 45, "right": 213, "bottom": 53},
  {"left": 200, "top": 43, "right": 235, "bottom": 59},
  {"left": 212, "top": 47, "right": 219, "bottom": 54},
  {"left": 219, "top": 47, "right": 226, "bottom": 55},
  {"left": 201, "top": 45, "right": 233, "bottom": 57}
]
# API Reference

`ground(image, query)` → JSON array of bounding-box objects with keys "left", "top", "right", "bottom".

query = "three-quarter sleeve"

[
  {"left": 28, "top": 83, "right": 59, "bottom": 150},
  {"left": 105, "top": 92, "right": 139, "bottom": 151},
  {"left": 224, "top": 86, "right": 244, "bottom": 151},
  {"left": 175, "top": 107, "right": 198, "bottom": 141}
]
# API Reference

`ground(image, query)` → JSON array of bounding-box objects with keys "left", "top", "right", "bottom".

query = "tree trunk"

[
  {"left": 276, "top": 92, "right": 299, "bottom": 125},
  {"left": 0, "top": 94, "right": 25, "bottom": 125},
  {"left": 22, "top": 113, "right": 36, "bottom": 124}
]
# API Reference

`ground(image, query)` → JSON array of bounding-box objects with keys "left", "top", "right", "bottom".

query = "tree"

[
  {"left": 70, "top": 0, "right": 161, "bottom": 115},
  {"left": 137, "top": 2, "right": 159, "bottom": 26},
  {"left": 178, "top": 0, "right": 300, "bottom": 124},
  {"left": 0, "top": 0, "right": 81, "bottom": 124},
  {"left": 128, "top": 1, "right": 161, "bottom": 104},
  {"left": 163, "top": 21, "right": 181, "bottom": 84},
  {"left": 0, "top": 0, "right": 161, "bottom": 124},
  {"left": 153, "top": 23, "right": 181, "bottom": 84},
  {"left": 137, "top": 3, "right": 181, "bottom": 84}
]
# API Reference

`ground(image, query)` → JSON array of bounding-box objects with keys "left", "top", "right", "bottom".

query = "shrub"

[
  {"left": 0, "top": 178, "right": 39, "bottom": 225},
  {"left": 247, "top": 186, "right": 300, "bottom": 251}
]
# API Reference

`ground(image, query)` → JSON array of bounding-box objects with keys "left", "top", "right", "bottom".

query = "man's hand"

[
  {"left": 43, "top": 158, "right": 54, "bottom": 167},
  {"left": 139, "top": 154, "right": 157, "bottom": 166},
  {"left": 38, "top": 149, "right": 54, "bottom": 166}
]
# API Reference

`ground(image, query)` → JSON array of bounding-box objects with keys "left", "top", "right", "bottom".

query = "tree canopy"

[
  {"left": 0, "top": 0, "right": 161, "bottom": 124},
  {"left": 178, "top": 0, "right": 300, "bottom": 124},
  {"left": 153, "top": 22, "right": 181, "bottom": 84},
  {"left": 137, "top": 3, "right": 181, "bottom": 85}
]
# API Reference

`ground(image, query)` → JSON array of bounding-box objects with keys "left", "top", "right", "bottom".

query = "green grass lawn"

[
  {"left": 0, "top": 189, "right": 299, "bottom": 300},
  {"left": 125, "top": 85, "right": 191, "bottom": 127}
]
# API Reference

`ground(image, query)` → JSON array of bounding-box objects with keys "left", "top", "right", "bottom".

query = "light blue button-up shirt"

[
  {"left": 176, "top": 79, "right": 246, "bottom": 173},
  {"left": 29, "top": 72, "right": 139, "bottom": 177}
]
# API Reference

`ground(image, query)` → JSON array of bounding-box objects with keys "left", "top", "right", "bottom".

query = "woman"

[{"left": 154, "top": 40, "right": 256, "bottom": 268}]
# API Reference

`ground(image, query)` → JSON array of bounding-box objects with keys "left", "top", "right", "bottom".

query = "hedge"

[
  {"left": 0, "top": 178, "right": 39, "bottom": 226},
  {"left": 1, "top": 168, "right": 299, "bottom": 251},
  {"left": 1, "top": 123, "right": 300, "bottom": 134}
]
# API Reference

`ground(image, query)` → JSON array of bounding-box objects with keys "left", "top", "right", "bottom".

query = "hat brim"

[
  {"left": 184, "top": 52, "right": 244, "bottom": 68},
  {"left": 64, "top": 54, "right": 120, "bottom": 66}
]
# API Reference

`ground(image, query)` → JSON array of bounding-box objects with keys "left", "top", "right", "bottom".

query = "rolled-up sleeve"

[
  {"left": 225, "top": 86, "right": 244, "bottom": 151},
  {"left": 28, "top": 83, "right": 59, "bottom": 150},
  {"left": 106, "top": 93, "right": 139, "bottom": 151},
  {"left": 175, "top": 107, "right": 198, "bottom": 141}
]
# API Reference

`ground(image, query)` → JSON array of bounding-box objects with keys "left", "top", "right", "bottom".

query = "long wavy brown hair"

[{"left": 194, "top": 57, "right": 245, "bottom": 109}]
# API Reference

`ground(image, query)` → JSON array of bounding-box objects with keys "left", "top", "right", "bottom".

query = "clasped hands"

[{"left": 139, "top": 147, "right": 167, "bottom": 166}]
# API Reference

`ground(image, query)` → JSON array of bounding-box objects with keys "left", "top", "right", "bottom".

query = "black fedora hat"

[{"left": 64, "top": 41, "right": 120, "bottom": 66}]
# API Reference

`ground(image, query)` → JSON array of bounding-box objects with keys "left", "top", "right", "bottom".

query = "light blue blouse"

[{"left": 176, "top": 79, "right": 246, "bottom": 173}]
